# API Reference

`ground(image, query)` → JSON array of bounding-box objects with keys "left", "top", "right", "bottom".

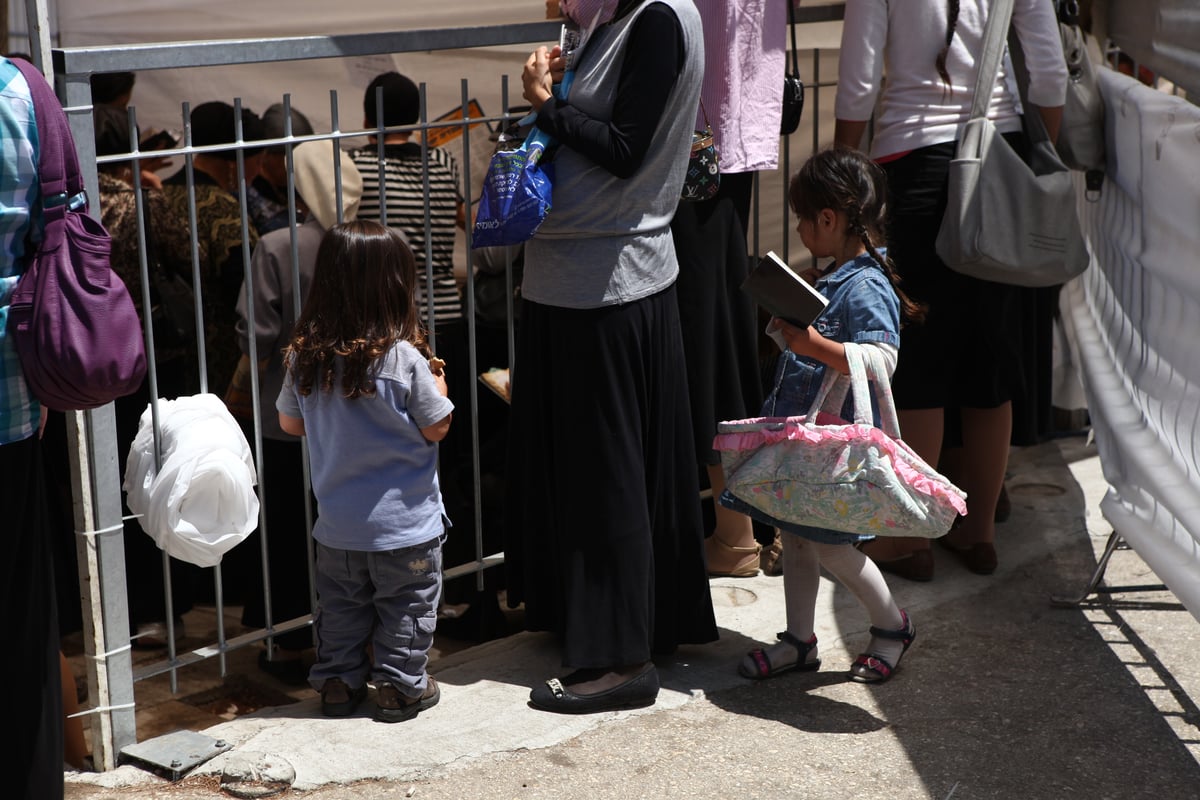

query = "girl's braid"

[{"left": 851, "top": 204, "right": 928, "bottom": 327}]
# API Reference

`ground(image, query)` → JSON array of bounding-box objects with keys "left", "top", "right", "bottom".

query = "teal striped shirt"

[{"left": 0, "top": 58, "right": 43, "bottom": 445}]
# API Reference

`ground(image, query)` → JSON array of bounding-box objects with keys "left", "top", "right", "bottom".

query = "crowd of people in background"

[{"left": 10, "top": 0, "right": 1082, "bottom": 794}]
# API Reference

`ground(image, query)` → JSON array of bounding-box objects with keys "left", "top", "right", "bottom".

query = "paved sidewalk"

[{"left": 64, "top": 436, "right": 1200, "bottom": 799}]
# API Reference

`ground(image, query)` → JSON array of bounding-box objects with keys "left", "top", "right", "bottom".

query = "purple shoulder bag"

[{"left": 7, "top": 58, "right": 146, "bottom": 411}]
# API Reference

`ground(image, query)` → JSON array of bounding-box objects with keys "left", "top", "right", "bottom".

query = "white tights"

[{"left": 759, "top": 535, "right": 906, "bottom": 670}]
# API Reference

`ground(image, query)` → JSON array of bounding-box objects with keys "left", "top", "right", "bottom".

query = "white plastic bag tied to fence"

[{"left": 123, "top": 393, "right": 260, "bottom": 567}]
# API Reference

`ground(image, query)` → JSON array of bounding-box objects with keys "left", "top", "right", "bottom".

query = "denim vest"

[{"left": 761, "top": 252, "right": 901, "bottom": 421}]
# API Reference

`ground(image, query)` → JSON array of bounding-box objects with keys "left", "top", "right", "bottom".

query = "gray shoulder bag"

[{"left": 934, "top": 0, "right": 1090, "bottom": 288}]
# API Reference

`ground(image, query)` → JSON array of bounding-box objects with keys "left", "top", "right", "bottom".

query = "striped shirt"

[
  {"left": 0, "top": 59, "right": 42, "bottom": 445},
  {"left": 351, "top": 143, "right": 463, "bottom": 326}
]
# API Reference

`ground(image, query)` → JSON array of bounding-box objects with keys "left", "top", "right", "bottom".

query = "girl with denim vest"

[{"left": 732, "top": 146, "right": 925, "bottom": 683}]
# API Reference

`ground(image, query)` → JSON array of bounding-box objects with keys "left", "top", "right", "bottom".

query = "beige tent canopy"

[{"left": 15, "top": 1, "right": 558, "bottom": 145}]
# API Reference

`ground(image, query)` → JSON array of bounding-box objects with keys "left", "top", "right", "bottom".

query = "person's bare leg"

[
  {"left": 703, "top": 463, "right": 759, "bottom": 576},
  {"left": 945, "top": 403, "right": 1012, "bottom": 548},
  {"left": 860, "top": 407, "right": 943, "bottom": 562},
  {"left": 61, "top": 650, "right": 89, "bottom": 769},
  {"left": 942, "top": 443, "right": 1009, "bottom": 519}
]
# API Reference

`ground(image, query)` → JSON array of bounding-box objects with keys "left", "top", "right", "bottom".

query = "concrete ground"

[{"left": 63, "top": 434, "right": 1200, "bottom": 799}]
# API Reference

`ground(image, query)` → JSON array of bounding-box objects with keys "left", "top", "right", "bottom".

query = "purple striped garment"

[{"left": 694, "top": 0, "right": 788, "bottom": 174}]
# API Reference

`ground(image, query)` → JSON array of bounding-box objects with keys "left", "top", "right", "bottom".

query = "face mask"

[{"left": 559, "top": 0, "right": 618, "bottom": 28}]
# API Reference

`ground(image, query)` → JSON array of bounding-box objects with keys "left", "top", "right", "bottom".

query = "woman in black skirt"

[{"left": 504, "top": 0, "right": 717, "bottom": 714}]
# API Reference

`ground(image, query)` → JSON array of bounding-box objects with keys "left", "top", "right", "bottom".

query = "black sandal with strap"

[
  {"left": 849, "top": 609, "right": 916, "bottom": 684},
  {"left": 738, "top": 630, "right": 821, "bottom": 680}
]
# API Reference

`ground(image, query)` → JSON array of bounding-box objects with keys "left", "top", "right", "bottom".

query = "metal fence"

[{"left": 45, "top": 13, "right": 842, "bottom": 769}]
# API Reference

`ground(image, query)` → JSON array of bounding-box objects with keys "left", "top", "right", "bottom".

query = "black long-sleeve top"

[{"left": 535, "top": 2, "right": 685, "bottom": 179}]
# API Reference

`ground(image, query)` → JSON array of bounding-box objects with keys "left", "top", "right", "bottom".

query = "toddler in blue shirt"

[{"left": 278, "top": 220, "right": 453, "bottom": 721}]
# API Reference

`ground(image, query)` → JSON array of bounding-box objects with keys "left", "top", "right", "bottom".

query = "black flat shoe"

[{"left": 529, "top": 663, "right": 659, "bottom": 714}]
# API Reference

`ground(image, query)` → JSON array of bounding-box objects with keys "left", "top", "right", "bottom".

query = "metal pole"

[
  {"left": 24, "top": 0, "right": 52, "bottom": 77},
  {"left": 59, "top": 63, "right": 141, "bottom": 768}
]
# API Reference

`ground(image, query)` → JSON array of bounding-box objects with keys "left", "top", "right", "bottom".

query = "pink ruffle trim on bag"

[
  {"left": 712, "top": 417, "right": 967, "bottom": 516},
  {"left": 713, "top": 344, "right": 968, "bottom": 538}
]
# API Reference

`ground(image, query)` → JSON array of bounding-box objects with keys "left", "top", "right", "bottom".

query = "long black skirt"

[
  {"left": 672, "top": 171, "right": 763, "bottom": 465},
  {"left": 5, "top": 435, "right": 63, "bottom": 800},
  {"left": 504, "top": 286, "right": 718, "bottom": 668}
]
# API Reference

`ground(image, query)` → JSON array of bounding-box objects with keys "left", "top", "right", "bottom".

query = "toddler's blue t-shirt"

[{"left": 277, "top": 340, "right": 455, "bottom": 552}]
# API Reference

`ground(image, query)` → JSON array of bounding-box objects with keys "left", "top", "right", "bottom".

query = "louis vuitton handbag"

[{"left": 680, "top": 101, "right": 719, "bottom": 203}]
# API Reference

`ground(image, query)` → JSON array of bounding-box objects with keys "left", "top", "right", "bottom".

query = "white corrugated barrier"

[{"left": 1060, "top": 67, "right": 1200, "bottom": 621}]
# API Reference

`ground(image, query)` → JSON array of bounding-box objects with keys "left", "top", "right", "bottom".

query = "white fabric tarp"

[
  {"left": 55, "top": 3, "right": 547, "bottom": 129},
  {"left": 48, "top": 1, "right": 564, "bottom": 211},
  {"left": 22, "top": 0, "right": 844, "bottom": 196},
  {"left": 1060, "top": 66, "right": 1200, "bottom": 621}
]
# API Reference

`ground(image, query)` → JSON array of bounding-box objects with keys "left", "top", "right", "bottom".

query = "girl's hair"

[
  {"left": 936, "top": 0, "right": 961, "bottom": 89},
  {"left": 284, "top": 219, "right": 429, "bottom": 399},
  {"left": 789, "top": 145, "right": 926, "bottom": 326}
]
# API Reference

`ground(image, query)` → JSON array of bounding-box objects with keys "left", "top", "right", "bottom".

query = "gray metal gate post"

[{"left": 61, "top": 64, "right": 142, "bottom": 771}]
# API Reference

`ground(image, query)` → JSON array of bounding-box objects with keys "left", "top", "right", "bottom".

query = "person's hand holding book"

[{"left": 768, "top": 317, "right": 850, "bottom": 376}]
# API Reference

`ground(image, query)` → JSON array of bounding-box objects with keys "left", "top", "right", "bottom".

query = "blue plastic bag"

[
  {"left": 473, "top": 61, "right": 575, "bottom": 249},
  {"left": 472, "top": 127, "right": 555, "bottom": 248}
]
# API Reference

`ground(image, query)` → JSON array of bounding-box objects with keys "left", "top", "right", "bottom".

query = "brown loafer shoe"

[
  {"left": 937, "top": 538, "right": 998, "bottom": 575},
  {"left": 870, "top": 548, "right": 934, "bottom": 582},
  {"left": 994, "top": 484, "right": 1012, "bottom": 523}
]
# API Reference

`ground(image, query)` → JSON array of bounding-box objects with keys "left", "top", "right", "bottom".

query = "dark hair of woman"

[
  {"left": 936, "top": 0, "right": 961, "bottom": 89},
  {"left": 788, "top": 145, "right": 927, "bottom": 326},
  {"left": 284, "top": 219, "right": 428, "bottom": 399}
]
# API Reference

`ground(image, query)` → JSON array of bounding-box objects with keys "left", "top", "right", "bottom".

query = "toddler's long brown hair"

[
  {"left": 284, "top": 219, "right": 429, "bottom": 399},
  {"left": 789, "top": 145, "right": 926, "bottom": 326}
]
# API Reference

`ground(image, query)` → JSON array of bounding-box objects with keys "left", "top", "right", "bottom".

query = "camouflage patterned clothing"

[
  {"left": 98, "top": 171, "right": 202, "bottom": 367},
  {"left": 162, "top": 168, "right": 259, "bottom": 396}
]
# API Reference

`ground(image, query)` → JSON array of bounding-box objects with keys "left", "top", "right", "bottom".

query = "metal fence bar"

[
  {"left": 458, "top": 76, "right": 488, "bottom": 593},
  {"left": 54, "top": 23, "right": 562, "bottom": 75},
  {"left": 56, "top": 65, "right": 141, "bottom": 769}
]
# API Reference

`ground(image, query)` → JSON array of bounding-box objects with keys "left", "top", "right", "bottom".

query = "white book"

[{"left": 741, "top": 250, "right": 830, "bottom": 329}]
